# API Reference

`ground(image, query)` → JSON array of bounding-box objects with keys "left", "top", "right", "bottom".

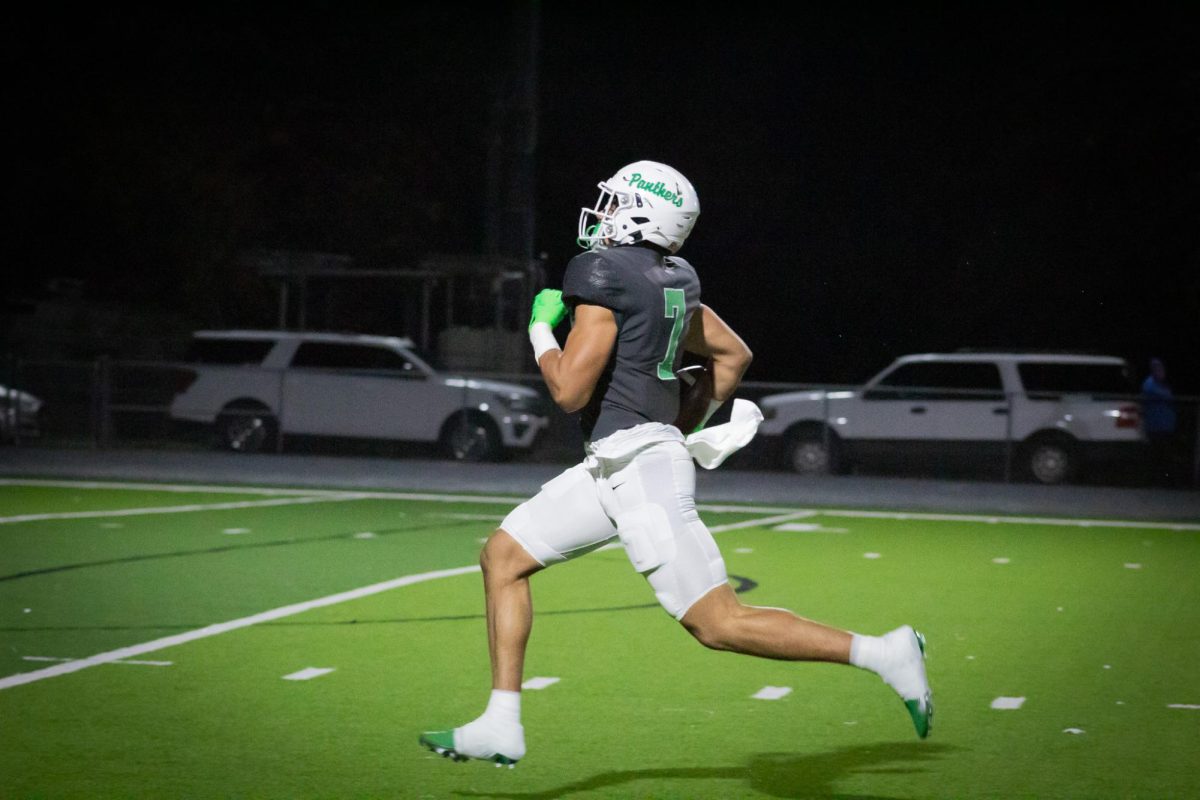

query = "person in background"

[{"left": 1140, "top": 357, "right": 1178, "bottom": 485}]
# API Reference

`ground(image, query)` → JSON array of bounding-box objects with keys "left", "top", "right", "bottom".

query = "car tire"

[
  {"left": 440, "top": 412, "right": 502, "bottom": 462},
  {"left": 785, "top": 427, "right": 841, "bottom": 475},
  {"left": 216, "top": 404, "right": 277, "bottom": 454},
  {"left": 1022, "top": 437, "right": 1077, "bottom": 485}
]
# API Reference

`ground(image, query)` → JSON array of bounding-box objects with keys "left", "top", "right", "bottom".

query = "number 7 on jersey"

[{"left": 657, "top": 287, "right": 687, "bottom": 380}]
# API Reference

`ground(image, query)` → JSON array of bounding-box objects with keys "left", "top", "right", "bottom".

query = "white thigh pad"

[
  {"left": 500, "top": 463, "right": 616, "bottom": 565},
  {"left": 614, "top": 503, "right": 676, "bottom": 573}
]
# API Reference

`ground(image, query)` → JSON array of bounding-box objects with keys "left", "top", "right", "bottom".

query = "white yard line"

[
  {"left": 817, "top": 508, "right": 1200, "bottom": 532},
  {"left": 3, "top": 479, "right": 1195, "bottom": 530},
  {"left": 0, "top": 494, "right": 369, "bottom": 525},
  {"left": 700, "top": 505, "right": 815, "bottom": 516},
  {"left": 0, "top": 479, "right": 332, "bottom": 496},
  {"left": 0, "top": 481, "right": 810, "bottom": 516},
  {"left": 598, "top": 511, "right": 814, "bottom": 552},
  {"left": 772, "top": 522, "right": 849, "bottom": 533},
  {"left": 0, "top": 479, "right": 527, "bottom": 506},
  {"left": 22, "top": 656, "right": 173, "bottom": 667},
  {"left": 0, "top": 565, "right": 480, "bottom": 691},
  {"left": 433, "top": 513, "right": 507, "bottom": 522},
  {"left": 709, "top": 512, "right": 817, "bottom": 534}
]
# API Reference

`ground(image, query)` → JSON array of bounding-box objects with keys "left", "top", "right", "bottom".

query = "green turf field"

[{"left": 1, "top": 478, "right": 1197, "bottom": 799}]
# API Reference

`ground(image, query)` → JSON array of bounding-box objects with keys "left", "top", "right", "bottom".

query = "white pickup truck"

[{"left": 756, "top": 352, "right": 1146, "bottom": 484}]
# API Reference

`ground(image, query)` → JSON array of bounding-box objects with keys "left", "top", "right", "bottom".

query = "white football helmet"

[{"left": 577, "top": 161, "right": 700, "bottom": 253}]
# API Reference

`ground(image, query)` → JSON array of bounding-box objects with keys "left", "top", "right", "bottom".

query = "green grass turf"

[{"left": 0, "top": 480, "right": 1198, "bottom": 799}]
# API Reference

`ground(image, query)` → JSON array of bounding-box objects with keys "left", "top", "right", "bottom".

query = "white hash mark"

[
  {"left": 283, "top": 667, "right": 335, "bottom": 681},
  {"left": 991, "top": 696, "right": 1025, "bottom": 710}
]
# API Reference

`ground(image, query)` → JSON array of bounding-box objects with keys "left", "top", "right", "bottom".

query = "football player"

[{"left": 421, "top": 161, "right": 932, "bottom": 767}]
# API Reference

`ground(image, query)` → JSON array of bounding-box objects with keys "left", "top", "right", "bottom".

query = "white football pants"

[{"left": 501, "top": 426, "right": 728, "bottom": 619}]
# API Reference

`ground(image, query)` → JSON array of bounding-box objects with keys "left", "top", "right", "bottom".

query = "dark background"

[{"left": 4, "top": 2, "right": 1198, "bottom": 390}]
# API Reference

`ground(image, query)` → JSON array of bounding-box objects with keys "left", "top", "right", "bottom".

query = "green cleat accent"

[
  {"left": 418, "top": 730, "right": 520, "bottom": 767},
  {"left": 905, "top": 696, "right": 933, "bottom": 739},
  {"left": 907, "top": 629, "right": 933, "bottom": 739},
  {"left": 419, "top": 731, "right": 468, "bottom": 762}
]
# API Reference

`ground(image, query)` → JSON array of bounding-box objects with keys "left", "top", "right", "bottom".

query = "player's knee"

[
  {"left": 479, "top": 530, "right": 508, "bottom": 576},
  {"left": 679, "top": 587, "right": 744, "bottom": 651},
  {"left": 481, "top": 529, "right": 541, "bottom": 581},
  {"left": 681, "top": 615, "right": 736, "bottom": 652}
]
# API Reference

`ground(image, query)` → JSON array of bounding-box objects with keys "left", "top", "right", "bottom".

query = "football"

[{"left": 673, "top": 362, "right": 714, "bottom": 433}]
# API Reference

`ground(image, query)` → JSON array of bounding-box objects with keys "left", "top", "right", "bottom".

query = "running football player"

[{"left": 420, "top": 161, "right": 932, "bottom": 767}]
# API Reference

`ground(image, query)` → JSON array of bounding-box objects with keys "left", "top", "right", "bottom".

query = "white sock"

[
  {"left": 482, "top": 689, "right": 521, "bottom": 727},
  {"left": 849, "top": 633, "right": 886, "bottom": 674},
  {"left": 850, "top": 627, "right": 928, "bottom": 702},
  {"left": 454, "top": 690, "right": 525, "bottom": 760}
]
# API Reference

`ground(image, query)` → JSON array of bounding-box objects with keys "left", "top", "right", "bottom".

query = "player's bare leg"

[
  {"left": 420, "top": 530, "right": 543, "bottom": 766},
  {"left": 680, "top": 583, "right": 852, "bottom": 660},
  {"left": 482, "top": 530, "right": 543, "bottom": 691},
  {"left": 681, "top": 584, "right": 933, "bottom": 737}
]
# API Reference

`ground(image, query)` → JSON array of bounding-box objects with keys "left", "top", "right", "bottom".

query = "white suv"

[
  {"left": 169, "top": 330, "right": 549, "bottom": 460},
  {"left": 757, "top": 352, "right": 1146, "bottom": 484}
]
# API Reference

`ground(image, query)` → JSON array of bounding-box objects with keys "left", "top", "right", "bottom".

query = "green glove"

[{"left": 529, "top": 289, "right": 566, "bottom": 330}]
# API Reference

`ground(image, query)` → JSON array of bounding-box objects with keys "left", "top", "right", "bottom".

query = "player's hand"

[{"left": 529, "top": 289, "right": 566, "bottom": 330}]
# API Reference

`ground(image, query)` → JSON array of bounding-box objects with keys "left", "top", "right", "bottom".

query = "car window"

[
  {"left": 870, "top": 362, "right": 1005, "bottom": 401},
  {"left": 1017, "top": 362, "right": 1134, "bottom": 399},
  {"left": 290, "top": 342, "right": 417, "bottom": 373},
  {"left": 185, "top": 338, "right": 275, "bottom": 365}
]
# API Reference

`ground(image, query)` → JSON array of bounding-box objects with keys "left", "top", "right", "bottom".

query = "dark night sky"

[{"left": 5, "top": 3, "right": 1199, "bottom": 390}]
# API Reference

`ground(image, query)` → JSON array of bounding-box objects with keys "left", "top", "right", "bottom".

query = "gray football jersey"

[{"left": 561, "top": 244, "right": 701, "bottom": 442}]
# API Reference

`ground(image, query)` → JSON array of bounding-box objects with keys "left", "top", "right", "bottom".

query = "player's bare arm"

[
  {"left": 537, "top": 304, "right": 617, "bottom": 413},
  {"left": 682, "top": 303, "right": 753, "bottom": 401}
]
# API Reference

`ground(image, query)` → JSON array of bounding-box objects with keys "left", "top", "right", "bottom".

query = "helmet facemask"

[{"left": 576, "top": 182, "right": 629, "bottom": 251}]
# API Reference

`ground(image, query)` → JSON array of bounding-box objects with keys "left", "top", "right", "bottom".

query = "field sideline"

[{"left": 1, "top": 477, "right": 1198, "bottom": 799}]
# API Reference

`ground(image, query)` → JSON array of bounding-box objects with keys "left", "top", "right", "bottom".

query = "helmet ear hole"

[{"left": 630, "top": 217, "right": 650, "bottom": 225}]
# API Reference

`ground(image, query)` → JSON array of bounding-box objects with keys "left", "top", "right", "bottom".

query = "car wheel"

[
  {"left": 216, "top": 406, "right": 276, "bottom": 453},
  {"left": 441, "top": 413, "right": 502, "bottom": 462},
  {"left": 785, "top": 429, "right": 839, "bottom": 475},
  {"left": 1025, "top": 439, "right": 1076, "bottom": 485}
]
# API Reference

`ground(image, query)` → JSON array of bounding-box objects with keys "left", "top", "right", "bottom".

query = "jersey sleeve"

[{"left": 562, "top": 251, "right": 626, "bottom": 312}]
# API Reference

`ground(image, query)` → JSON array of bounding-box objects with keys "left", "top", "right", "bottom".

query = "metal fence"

[{"left": 3, "top": 356, "right": 1197, "bottom": 489}]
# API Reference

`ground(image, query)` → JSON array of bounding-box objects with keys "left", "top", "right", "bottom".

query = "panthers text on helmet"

[{"left": 627, "top": 174, "right": 685, "bottom": 208}]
